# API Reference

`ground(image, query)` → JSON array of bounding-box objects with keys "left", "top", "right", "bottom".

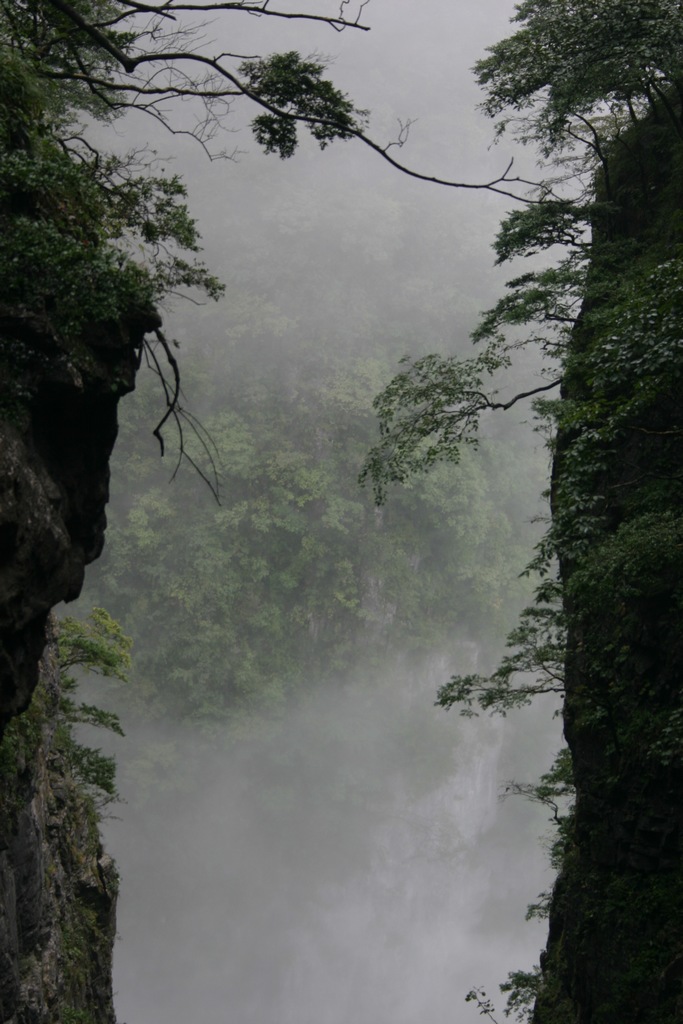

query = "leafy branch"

[
  {"left": 32, "top": 0, "right": 541, "bottom": 200},
  {"left": 57, "top": 608, "right": 132, "bottom": 809},
  {"left": 436, "top": 602, "right": 565, "bottom": 717},
  {"left": 359, "top": 348, "right": 560, "bottom": 504}
]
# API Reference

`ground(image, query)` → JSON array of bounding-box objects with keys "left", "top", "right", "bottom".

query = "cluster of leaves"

[
  {"left": 548, "top": 257, "right": 683, "bottom": 559},
  {"left": 563, "top": 510, "right": 683, "bottom": 760},
  {"left": 465, "top": 969, "right": 543, "bottom": 1024},
  {"left": 359, "top": 347, "right": 512, "bottom": 504},
  {"left": 0, "top": 673, "right": 49, "bottom": 789},
  {"left": 436, "top": 599, "right": 565, "bottom": 717},
  {"left": 56, "top": 607, "right": 132, "bottom": 808},
  {"left": 358, "top": 218, "right": 584, "bottom": 503},
  {"left": 475, "top": 0, "right": 683, "bottom": 156},
  {"left": 0, "top": 609, "right": 130, "bottom": 813},
  {"left": 240, "top": 51, "right": 368, "bottom": 158},
  {"left": 3, "top": 0, "right": 132, "bottom": 114},
  {"left": 0, "top": 46, "right": 222, "bottom": 339}
]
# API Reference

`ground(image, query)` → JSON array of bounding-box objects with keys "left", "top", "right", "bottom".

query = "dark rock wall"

[
  {"left": 0, "top": 307, "right": 159, "bottom": 731},
  {"left": 0, "top": 308, "right": 157, "bottom": 1022},
  {"left": 0, "top": 625, "right": 118, "bottom": 1024},
  {"left": 533, "top": 113, "right": 683, "bottom": 1023}
]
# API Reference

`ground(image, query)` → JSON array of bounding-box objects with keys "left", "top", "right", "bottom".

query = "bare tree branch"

[
  {"left": 144, "top": 329, "right": 222, "bottom": 500},
  {"left": 39, "top": 0, "right": 542, "bottom": 202},
  {"left": 476, "top": 377, "right": 562, "bottom": 413},
  {"left": 117, "top": 0, "right": 372, "bottom": 32}
]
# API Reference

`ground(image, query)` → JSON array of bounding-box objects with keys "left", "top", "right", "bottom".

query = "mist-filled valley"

[
  {"left": 64, "top": 2, "right": 563, "bottom": 1021},
  {"left": 96, "top": 674, "right": 558, "bottom": 1024},
  {"left": 7, "top": 0, "right": 683, "bottom": 1021}
]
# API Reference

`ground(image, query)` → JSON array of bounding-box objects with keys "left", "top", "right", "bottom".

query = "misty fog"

[
  {"left": 102, "top": 670, "right": 558, "bottom": 1024},
  {"left": 73, "top": 2, "right": 562, "bottom": 1022}
]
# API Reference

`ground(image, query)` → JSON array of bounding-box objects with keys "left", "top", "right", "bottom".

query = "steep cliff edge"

[
  {"left": 533, "top": 105, "right": 683, "bottom": 1024},
  {"left": 0, "top": 309, "right": 156, "bottom": 1022},
  {"left": 0, "top": 623, "right": 118, "bottom": 1024},
  {"left": 0, "top": 18, "right": 213, "bottom": 1022},
  {"left": 0, "top": 306, "right": 159, "bottom": 732}
]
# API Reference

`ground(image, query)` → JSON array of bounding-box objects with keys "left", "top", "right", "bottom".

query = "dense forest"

[{"left": 1, "top": 1, "right": 683, "bottom": 1022}]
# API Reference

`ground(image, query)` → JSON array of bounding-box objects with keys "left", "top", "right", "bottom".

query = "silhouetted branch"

[
  {"left": 469, "top": 377, "right": 562, "bottom": 413},
  {"left": 143, "top": 328, "right": 222, "bottom": 502},
  {"left": 42, "top": 0, "right": 544, "bottom": 202}
]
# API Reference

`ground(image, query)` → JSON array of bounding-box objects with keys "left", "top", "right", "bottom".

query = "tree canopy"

[
  {"left": 476, "top": 0, "right": 683, "bottom": 156},
  {"left": 362, "top": 0, "right": 683, "bottom": 505}
]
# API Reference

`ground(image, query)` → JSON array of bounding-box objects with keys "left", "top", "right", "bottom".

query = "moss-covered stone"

[{"left": 534, "top": 97, "right": 683, "bottom": 1024}]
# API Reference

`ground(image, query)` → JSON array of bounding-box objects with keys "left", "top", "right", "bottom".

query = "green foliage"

[
  {"left": 0, "top": 676, "right": 50, "bottom": 784},
  {"left": 536, "top": 259, "right": 683, "bottom": 581},
  {"left": 360, "top": 210, "right": 589, "bottom": 504},
  {"left": 0, "top": 30, "right": 227, "bottom": 467},
  {"left": 58, "top": 607, "right": 132, "bottom": 681},
  {"left": 474, "top": 0, "right": 683, "bottom": 156},
  {"left": 241, "top": 52, "right": 368, "bottom": 158},
  {"left": 491, "top": 202, "right": 589, "bottom": 263},
  {"left": 561, "top": 510, "right": 683, "bottom": 762},
  {"left": 0, "top": 55, "right": 222, "bottom": 338},
  {"left": 56, "top": 609, "right": 131, "bottom": 808},
  {"left": 2, "top": 0, "right": 131, "bottom": 121},
  {"left": 89, "top": 354, "right": 534, "bottom": 727},
  {"left": 0, "top": 609, "right": 128, "bottom": 813},
  {"left": 436, "top": 600, "right": 565, "bottom": 716},
  {"left": 62, "top": 1011, "right": 96, "bottom": 1024},
  {"left": 499, "top": 967, "right": 542, "bottom": 1023},
  {"left": 59, "top": 901, "right": 104, "bottom": 1001},
  {"left": 0, "top": 49, "right": 44, "bottom": 144},
  {"left": 359, "top": 347, "right": 511, "bottom": 504}
]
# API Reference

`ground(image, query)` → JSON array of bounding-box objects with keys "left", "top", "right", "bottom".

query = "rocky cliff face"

[
  {"left": 533, "top": 109, "right": 683, "bottom": 1024},
  {"left": 0, "top": 623, "right": 118, "bottom": 1024},
  {"left": 0, "top": 306, "right": 159, "bottom": 733},
  {"left": 0, "top": 308, "right": 156, "bottom": 1022}
]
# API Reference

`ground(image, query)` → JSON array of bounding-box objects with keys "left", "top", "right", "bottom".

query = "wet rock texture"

[
  {"left": 0, "top": 631, "right": 118, "bottom": 1024},
  {"left": 0, "top": 306, "right": 159, "bottom": 731},
  {"left": 0, "top": 306, "right": 157, "bottom": 1021}
]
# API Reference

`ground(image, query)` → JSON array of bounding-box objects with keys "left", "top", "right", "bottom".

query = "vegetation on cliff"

[
  {"left": 363, "top": 2, "right": 683, "bottom": 1020},
  {"left": 0, "top": 614, "right": 128, "bottom": 1024},
  {"left": 6, "top": 1, "right": 683, "bottom": 1021}
]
